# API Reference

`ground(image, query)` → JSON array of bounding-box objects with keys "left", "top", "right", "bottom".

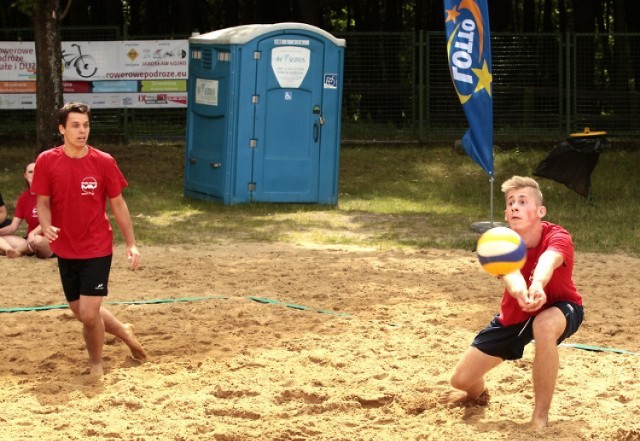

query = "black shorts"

[
  {"left": 471, "top": 301, "right": 584, "bottom": 360},
  {"left": 57, "top": 255, "right": 112, "bottom": 302}
]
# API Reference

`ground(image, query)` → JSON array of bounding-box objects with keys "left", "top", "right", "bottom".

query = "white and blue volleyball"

[{"left": 476, "top": 227, "right": 526, "bottom": 276}]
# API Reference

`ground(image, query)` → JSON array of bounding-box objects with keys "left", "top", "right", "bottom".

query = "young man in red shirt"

[
  {"left": 32, "top": 102, "right": 147, "bottom": 377},
  {"left": 443, "top": 176, "right": 584, "bottom": 430}
]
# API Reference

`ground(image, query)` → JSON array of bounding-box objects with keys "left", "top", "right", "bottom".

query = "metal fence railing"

[
  {"left": 420, "top": 33, "right": 563, "bottom": 139},
  {"left": 336, "top": 32, "right": 416, "bottom": 142},
  {"left": 574, "top": 33, "right": 640, "bottom": 135},
  {"left": 1, "top": 28, "right": 639, "bottom": 143}
]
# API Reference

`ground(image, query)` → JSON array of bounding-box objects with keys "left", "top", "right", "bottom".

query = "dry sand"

[{"left": 1, "top": 243, "right": 639, "bottom": 440}]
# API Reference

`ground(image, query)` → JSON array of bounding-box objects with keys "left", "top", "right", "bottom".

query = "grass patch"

[{"left": 1, "top": 142, "right": 638, "bottom": 255}]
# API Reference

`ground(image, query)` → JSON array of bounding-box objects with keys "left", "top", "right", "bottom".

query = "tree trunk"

[
  {"left": 383, "top": 0, "right": 402, "bottom": 31},
  {"left": 221, "top": 0, "right": 239, "bottom": 28},
  {"left": 523, "top": 0, "right": 535, "bottom": 31},
  {"left": 33, "top": 0, "right": 63, "bottom": 153},
  {"left": 573, "top": 0, "right": 597, "bottom": 32},
  {"left": 542, "top": 0, "right": 553, "bottom": 32},
  {"left": 558, "top": 0, "right": 567, "bottom": 33},
  {"left": 255, "top": 0, "right": 292, "bottom": 23},
  {"left": 297, "top": 0, "right": 323, "bottom": 28},
  {"left": 489, "top": 0, "right": 513, "bottom": 32}
]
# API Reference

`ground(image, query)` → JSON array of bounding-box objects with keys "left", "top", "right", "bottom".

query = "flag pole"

[
  {"left": 489, "top": 175, "right": 494, "bottom": 225},
  {"left": 471, "top": 174, "right": 504, "bottom": 233}
]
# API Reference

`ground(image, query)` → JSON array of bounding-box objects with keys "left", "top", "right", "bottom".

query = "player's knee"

[
  {"left": 78, "top": 309, "right": 101, "bottom": 326},
  {"left": 532, "top": 317, "right": 561, "bottom": 343}
]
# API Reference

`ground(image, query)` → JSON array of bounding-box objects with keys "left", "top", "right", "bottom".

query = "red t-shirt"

[
  {"left": 14, "top": 189, "right": 39, "bottom": 234},
  {"left": 31, "top": 145, "right": 128, "bottom": 259},
  {"left": 498, "top": 221, "right": 583, "bottom": 326}
]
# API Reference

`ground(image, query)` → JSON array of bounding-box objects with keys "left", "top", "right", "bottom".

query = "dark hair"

[
  {"left": 24, "top": 162, "right": 35, "bottom": 188},
  {"left": 57, "top": 102, "right": 91, "bottom": 127}
]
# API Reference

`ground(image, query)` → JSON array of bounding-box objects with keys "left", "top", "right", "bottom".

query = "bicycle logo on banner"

[{"left": 61, "top": 44, "right": 97, "bottom": 78}]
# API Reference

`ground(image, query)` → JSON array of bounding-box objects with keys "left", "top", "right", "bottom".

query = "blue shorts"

[
  {"left": 57, "top": 255, "right": 112, "bottom": 302},
  {"left": 471, "top": 301, "right": 584, "bottom": 360}
]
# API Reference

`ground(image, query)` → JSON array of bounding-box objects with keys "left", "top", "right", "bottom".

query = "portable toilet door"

[
  {"left": 184, "top": 44, "right": 234, "bottom": 203},
  {"left": 249, "top": 29, "right": 339, "bottom": 203}
]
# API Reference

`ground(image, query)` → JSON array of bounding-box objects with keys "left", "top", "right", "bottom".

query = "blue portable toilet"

[{"left": 184, "top": 23, "right": 345, "bottom": 205}]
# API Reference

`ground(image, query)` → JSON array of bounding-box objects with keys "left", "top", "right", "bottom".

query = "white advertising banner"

[{"left": 0, "top": 40, "right": 188, "bottom": 109}]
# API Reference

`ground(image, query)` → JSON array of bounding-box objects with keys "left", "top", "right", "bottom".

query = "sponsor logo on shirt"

[{"left": 81, "top": 177, "right": 98, "bottom": 195}]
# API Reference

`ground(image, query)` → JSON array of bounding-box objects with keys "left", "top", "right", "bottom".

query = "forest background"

[
  {"left": 2, "top": 1, "right": 638, "bottom": 39},
  {"left": 3, "top": 0, "right": 640, "bottom": 150}
]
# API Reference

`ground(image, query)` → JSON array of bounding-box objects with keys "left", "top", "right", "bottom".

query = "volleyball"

[{"left": 476, "top": 227, "right": 526, "bottom": 276}]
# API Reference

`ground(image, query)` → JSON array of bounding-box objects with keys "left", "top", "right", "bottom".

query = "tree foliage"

[
  {"left": 3, "top": 0, "right": 638, "bottom": 152},
  {"left": 5, "top": 0, "right": 638, "bottom": 35}
]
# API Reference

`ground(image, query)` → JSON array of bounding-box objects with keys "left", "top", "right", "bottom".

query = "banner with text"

[
  {"left": 443, "top": 0, "right": 494, "bottom": 176},
  {"left": 0, "top": 40, "right": 188, "bottom": 109}
]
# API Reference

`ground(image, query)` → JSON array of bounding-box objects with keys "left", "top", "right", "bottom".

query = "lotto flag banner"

[{"left": 443, "top": 0, "right": 494, "bottom": 176}]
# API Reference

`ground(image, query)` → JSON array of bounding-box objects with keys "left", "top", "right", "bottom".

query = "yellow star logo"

[
  {"left": 445, "top": 6, "right": 460, "bottom": 23},
  {"left": 472, "top": 60, "right": 492, "bottom": 96}
]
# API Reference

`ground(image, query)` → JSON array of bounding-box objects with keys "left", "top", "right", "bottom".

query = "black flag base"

[{"left": 470, "top": 221, "right": 507, "bottom": 234}]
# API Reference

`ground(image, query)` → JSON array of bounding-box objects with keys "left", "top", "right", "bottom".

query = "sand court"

[{"left": 1, "top": 243, "right": 639, "bottom": 440}]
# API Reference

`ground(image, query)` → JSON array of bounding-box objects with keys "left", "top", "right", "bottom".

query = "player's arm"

[
  {"left": 36, "top": 194, "right": 59, "bottom": 242},
  {"left": 0, "top": 216, "right": 22, "bottom": 236},
  {"left": 528, "top": 250, "right": 564, "bottom": 299},
  {"left": 109, "top": 194, "right": 140, "bottom": 270},
  {"left": 510, "top": 250, "right": 564, "bottom": 313},
  {"left": 501, "top": 270, "right": 529, "bottom": 306},
  {"left": 27, "top": 224, "right": 43, "bottom": 248}
]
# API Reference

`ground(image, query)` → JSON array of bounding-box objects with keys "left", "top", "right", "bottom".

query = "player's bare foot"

[
  {"left": 440, "top": 390, "right": 472, "bottom": 404},
  {"left": 529, "top": 416, "right": 548, "bottom": 431},
  {"left": 123, "top": 323, "right": 148, "bottom": 361},
  {"left": 6, "top": 249, "right": 22, "bottom": 258},
  {"left": 440, "top": 390, "right": 489, "bottom": 407},
  {"left": 89, "top": 362, "right": 104, "bottom": 377}
]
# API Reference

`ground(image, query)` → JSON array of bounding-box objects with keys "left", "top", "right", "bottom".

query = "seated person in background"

[
  {"left": 0, "top": 162, "right": 53, "bottom": 258},
  {"left": 0, "top": 192, "right": 11, "bottom": 228},
  {"left": 0, "top": 236, "right": 22, "bottom": 257}
]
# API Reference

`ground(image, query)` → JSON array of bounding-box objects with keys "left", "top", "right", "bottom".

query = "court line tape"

[
  {"left": 0, "top": 295, "right": 351, "bottom": 317},
  {"left": 1, "top": 296, "right": 636, "bottom": 356},
  {"left": 245, "top": 296, "right": 350, "bottom": 317},
  {"left": 560, "top": 343, "right": 639, "bottom": 356},
  {"left": 0, "top": 296, "right": 224, "bottom": 313}
]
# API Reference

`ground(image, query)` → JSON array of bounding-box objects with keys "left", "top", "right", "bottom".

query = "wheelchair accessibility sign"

[{"left": 323, "top": 74, "right": 338, "bottom": 89}]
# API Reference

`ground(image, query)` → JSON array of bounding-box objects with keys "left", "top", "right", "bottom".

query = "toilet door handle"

[{"left": 313, "top": 122, "right": 319, "bottom": 142}]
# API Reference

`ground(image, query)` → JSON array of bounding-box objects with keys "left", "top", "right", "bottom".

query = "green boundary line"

[
  {"left": 1, "top": 296, "right": 636, "bottom": 356},
  {"left": 244, "top": 296, "right": 350, "bottom": 316},
  {"left": 0, "top": 295, "right": 351, "bottom": 317},
  {"left": 0, "top": 296, "right": 226, "bottom": 313},
  {"left": 560, "top": 342, "right": 639, "bottom": 356}
]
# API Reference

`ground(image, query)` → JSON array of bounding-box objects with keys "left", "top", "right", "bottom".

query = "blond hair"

[{"left": 501, "top": 176, "right": 543, "bottom": 205}]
